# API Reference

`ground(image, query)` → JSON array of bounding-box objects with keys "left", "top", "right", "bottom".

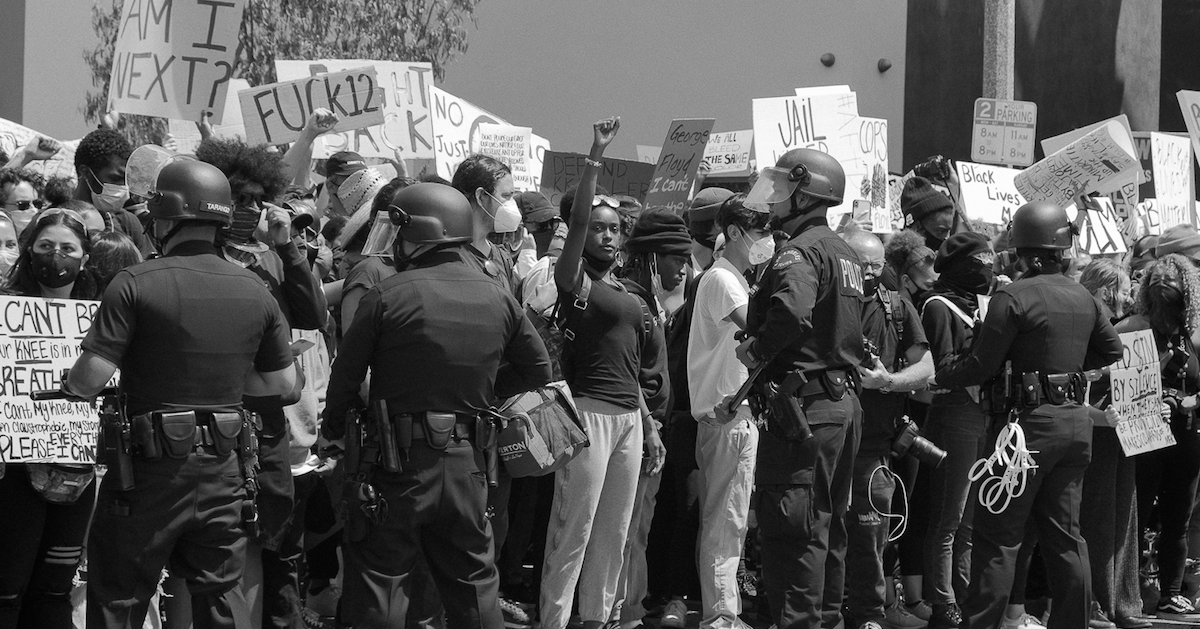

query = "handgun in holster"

[
  {"left": 341, "top": 407, "right": 372, "bottom": 543},
  {"left": 764, "top": 370, "right": 814, "bottom": 443},
  {"left": 98, "top": 395, "right": 135, "bottom": 491},
  {"left": 478, "top": 410, "right": 503, "bottom": 488}
]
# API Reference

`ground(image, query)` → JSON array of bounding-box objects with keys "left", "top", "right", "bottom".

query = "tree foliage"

[{"left": 83, "top": 0, "right": 480, "bottom": 146}]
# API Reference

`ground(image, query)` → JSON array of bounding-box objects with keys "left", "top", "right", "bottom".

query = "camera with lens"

[
  {"left": 891, "top": 416, "right": 947, "bottom": 468},
  {"left": 913, "top": 155, "right": 952, "bottom": 182}
]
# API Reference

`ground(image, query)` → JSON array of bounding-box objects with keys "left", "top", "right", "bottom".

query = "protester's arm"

[
  {"left": 266, "top": 204, "right": 328, "bottom": 330},
  {"left": 4, "top": 136, "right": 60, "bottom": 170},
  {"left": 281, "top": 109, "right": 338, "bottom": 187},
  {"left": 640, "top": 393, "right": 665, "bottom": 475},
  {"left": 555, "top": 117, "right": 620, "bottom": 294}
]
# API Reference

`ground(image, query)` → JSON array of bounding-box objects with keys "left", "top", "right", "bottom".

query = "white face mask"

[
  {"left": 485, "top": 191, "right": 522, "bottom": 233},
  {"left": 88, "top": 170, "right": 130, "bottom": 213},
  {"left": 0, "top": 248, "right": 18, "bottom": 273},
  {"left": 744, "top": 229, "right": 775, "bottom": 265}
]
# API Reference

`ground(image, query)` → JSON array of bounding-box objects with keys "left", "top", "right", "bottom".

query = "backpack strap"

[{"left": 923, "top": 295, "right": 974, "bottom": 329}]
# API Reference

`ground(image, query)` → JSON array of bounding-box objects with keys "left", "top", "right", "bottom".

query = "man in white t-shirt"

[{"left": 687, "top": 193, "right": 774, "bottom": 629}]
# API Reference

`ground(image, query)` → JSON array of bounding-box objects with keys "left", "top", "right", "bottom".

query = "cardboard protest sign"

[
  {"left": 643, "top": 119, "right": 715, "bottom": 213},
  {"left": 168, "top": 78, "right": 248, "bottom": 154},
  {"left": 539, "top": 151, "right": 655, "bottom": 208},
  {"left": 1133, "top": 132, "right": 1154, "bottom": 201},
  {"left": 1177, "top": 90, "right": 1200, "bottom": 169},
  {"left": 703, "top": 129, "right": 753, "bottom": 177},
  {"left": 1109, "top": 329, "right": 1173, "bottom": 456},
  {"left": 1150, "top": 132, "right": 1196, "bottom": 229},
  {"left": 108, "top": 0, "right": 245, "bottom": 122},
  {"left": 636, "top": 145, "right": 661, "bottom": 164},
  {"left": 1015, "top": 120, "right": 1140, "bottom": 209},
  {"left": 752, "top": 90, "right": 858, "bottom": 172},
  {"left": 240, "top": 68, "right": 385, "bottom": 146},
  {"left": 428, "top": 86, "right": 509, "bottom": 180},
  {"left": 529, "top": 134, "right": 551, "bottom": 191},
  {"left": 0, "top": 297, "right": 108, "bottom": 465},
  {"left": 834, "top": 116, "right": 890, "bottom": 232},
  {"left": 955, "top": 161, "right": 1025, "bottom": 226},
  {"left": 275, "top": 60, "right": 435, "bottom": 159},
  {"left": 1069, "top": 197, "right": 1127, "bottom": 255},
  {"left": 0, "top": 118, "right": 78, "bottom": 182},
  {"left": 478, "top": 124, "right": 534, "bottom": 191},
  {"left": 1124, "top": 200, "right": 1163, "bottom": 240}
]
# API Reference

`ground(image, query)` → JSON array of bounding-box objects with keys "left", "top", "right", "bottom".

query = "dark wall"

[
  {"left": 904, "top": 0, "right": 1160, "bottom": 169},
  {"left": 1161, "top": 0, "right": 1200, "bottom": 132}
]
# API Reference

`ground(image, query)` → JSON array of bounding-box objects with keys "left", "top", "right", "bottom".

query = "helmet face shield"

[
  {"left": 745, "top": 167, "right": 801, "bottom": 213},
  {"left": 361, "top": 214, "right": 399, "bottom": 256},
  {"left": 127, "top": 145, "right": 193, "bottom": 198}
]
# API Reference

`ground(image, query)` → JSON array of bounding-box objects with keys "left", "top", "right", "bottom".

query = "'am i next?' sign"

[
  {"left": 0, "top": 297, "right": 108, "bottom": 465},
  {"left": 108, "top": 0, "right": 247, "bottom": 123}
]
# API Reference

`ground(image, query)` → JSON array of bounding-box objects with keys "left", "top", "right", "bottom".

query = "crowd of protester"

[{"left": 0, "top": 108, "right": 1196, "bottom": 629}]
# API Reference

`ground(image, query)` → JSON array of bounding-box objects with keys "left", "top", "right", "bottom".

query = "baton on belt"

[{"left": 724, "top": 361, "right": 768, "bottom": 416}]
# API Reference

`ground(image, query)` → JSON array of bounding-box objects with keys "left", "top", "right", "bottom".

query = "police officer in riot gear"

[
  {"left": 66, "top": 158, "right": 297, "bottom": 629},
  {"left": 321, "top": 182, "right": 551, "bottom": 629},
  {"left": 931, "top": 200, "right": 1123, "bottom": 629},
  {"left": 736, "top": 148, "right": 866, "bottom": 629}
]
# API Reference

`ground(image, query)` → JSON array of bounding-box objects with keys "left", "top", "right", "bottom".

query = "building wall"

[
  {"left": 904, "top": 0, "right": 1162, "bottom": 169},
  {"left": 0, "top": 0, "right": 27, "bottom": 128}
]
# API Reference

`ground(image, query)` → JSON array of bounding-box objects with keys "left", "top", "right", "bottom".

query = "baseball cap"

[
  {"left": 515, "top": 191, "right": 556, "bottom": 223},
  {"left": 325, "top": 151, "right": 367, "bottom": 178}
]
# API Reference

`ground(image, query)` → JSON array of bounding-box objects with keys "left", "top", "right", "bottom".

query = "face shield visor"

[
  {"left": 360, "top": 214, "right": 399, "bottom": 257},
  {"left": 744, "top": 166, "right": 803, "bottom": 213}
]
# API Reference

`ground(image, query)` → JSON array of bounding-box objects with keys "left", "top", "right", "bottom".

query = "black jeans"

[
  {"left": 0, "top": 466, "right": 95, "bottom": 629},
  {"left": 1136, "top": 423, "right": 1200, "bottom": 598}
]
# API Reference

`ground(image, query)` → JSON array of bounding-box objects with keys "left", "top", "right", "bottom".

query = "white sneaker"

[{"left": 999, "top": 613, "right": 1046, "bottom": 629}]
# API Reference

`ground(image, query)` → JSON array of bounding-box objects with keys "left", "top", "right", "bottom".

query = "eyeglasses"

[{"left": 4, "top": 199, "right": 45, "bottom": 212}]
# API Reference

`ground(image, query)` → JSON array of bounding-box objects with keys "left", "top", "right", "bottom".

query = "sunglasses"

[
  {"left": 6, "top": 199, "right": 45, "bottom": 212},
  {"left": 592, "top": 195, "right": 620, "bottom": 209},
  {"left": 524, "top": 218, "right": 561, "bottom": 235}
]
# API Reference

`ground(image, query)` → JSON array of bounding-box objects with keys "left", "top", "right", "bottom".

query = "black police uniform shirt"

[
  {"left": 859, "top": 289, "right": 927, "bottom": 458},
  {"left": 323, "top": 250, "right": 551, "bottom": 439},
  {"left": 82, "top": 240, "right": 294, "bottom": 417},
  {"left": 746, "top": 215, "right": 867, "bottom": 383},
  {"left": 937, "top": 273, "right": 1123, "bottom": 389}
]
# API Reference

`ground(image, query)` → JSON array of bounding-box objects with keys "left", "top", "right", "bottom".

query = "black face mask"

[
  {"left": 862, "top": 276, "right": 880, "bottom": 298},
  {"left": 31, "top": 251, "right": 83, "bottom": 289},
  {"left": 1149, "top": 283, "right": 1185, "bottom": 311},
  {"left": 695, "top": 234, "right": 717, "bottom": 251},
  {"left": 942, "top": 258, "right": 994, "bottom": 295}
]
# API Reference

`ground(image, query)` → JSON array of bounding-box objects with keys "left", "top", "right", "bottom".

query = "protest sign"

[
  {"left": 108, "top": 0, "right": 245, "bottom": 122},
  {"left": 955, "top": 161, "right": 1025, "bottom": 226},
  {"left": 1015, "top": 120, "right": 1140, "bottom": 209},
  {"left": 428, "top": 86, "right": 510, "bottom": 180},
  {"left": 971, "top": 98, "right": 1037, "bottom": 167},
  {"left": 1133, "top": 132, "right": 1154, "bottom": 200},
  {"left": 1069, "top": 197, "right": 1127, "bottom": 255},
  {"left": 1040, "top": 115, "right": 1143, "bottom": 216},
  {"left": 529, "top": 134, "right": 551, "bottom": 191},
  {"left": 1150, "top": 132, "right": 1196, "bottom": 229},
  {"left": 168, "top": 78, "right": 248, "bottom": 154},
  {"left": 703, "top": 129, "right": 753, "bottom": 177},
  {"left": 752, "top": 90, "right": 858, "bottom": 171},
  {"left": 478, "top": 123, "right": 534, "bottom": 191},
  {"left": 835, "top": 116, "right": 890, "bottom": 232},
  {"left": 0, "top": 297, "right": 108, "bottom": 465},
  {"left": 539, "top": 151, "right": 655, "bottom": 208},
  {"left": 636, "top": 146, "right": 661, "bottom": 164},
  {"left": 1124, "top": 200, "right": 1163, "bottom": 240},
  {"left": 240, "top": 68, "right": 385, "bottom": 146},
  {"left": 1109, "top": 329, "right": 1173, "bottom": 456},
  {"left": 1177, "top": 90, "right": 1200, "bottom": 169},
  {"left": 643, "top": 119, "right": 715, "bottom": 213},
  {"left": 276, "top": 60, "right": 435, "bottom": 159},
  {"left": 0, "top": 118, "right": 78, "bottom": 182}
]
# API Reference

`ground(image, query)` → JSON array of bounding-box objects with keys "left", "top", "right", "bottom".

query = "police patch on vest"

[
  {"left": 773, "top": 248, "right": 802, "bottom": 270},
  {"left": 838, "top": 256, "right": 864, "bottom": 297},
  {"left": 204, "top": 201, "right": 232, "bottom": 216}
]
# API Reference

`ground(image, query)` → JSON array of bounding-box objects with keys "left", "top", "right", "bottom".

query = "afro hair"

[
  {"left": 74, "top": 129, "right": 133, "bottom": 173},
  {"left": 195, "top": 137, "right": 290, "bottom": 203},
  {"left": 884, "top": 228, "right": 935, "bottom": 274}
]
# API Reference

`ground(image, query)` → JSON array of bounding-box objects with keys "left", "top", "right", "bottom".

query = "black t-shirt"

[
  {"left": 82, "top": 240, "right": 293, "bottom": 415},
  {"left": 560, "top": 274, "right": 655, "bottom": 411}
]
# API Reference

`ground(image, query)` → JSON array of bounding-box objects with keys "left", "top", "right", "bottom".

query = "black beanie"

[
  {"left": 625, "top": 208, "right": 692, "bottom": 256},
  {"left": 935, "top": 232, "right": 990, "bottom": 273},
  {"left": 902, "top": 176, "right": 954, "bottom": 223}
]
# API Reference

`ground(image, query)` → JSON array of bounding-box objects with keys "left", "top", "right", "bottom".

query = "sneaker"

[
  {"left": 860, "top": 622, "right": 885, "bottom": 629},
  {"left": 904, "top": 600, "right": 933, "bottom": 622},
  {"left": 883, "top": 600, "right": 927, "bottom": 628},
  {"left": 305, "top": 585, "right": 341, "bottom": 619},
  {"left": 1157, "top": 594, "right": 1200, "bottom": 620},
  {"left": 300, "top": 608, "right": 334, "bottom": 629},
  {"left": 500, "top": 597, "right": 533, "bottom": 629},
  {"left": 660, "top": 599, "right": 687, "bottom": 629},
  {"left": 999, "top": 613, "right": 1046, "bottom": 629},
  {"left": 1089, "top": 601, "right": 1115, "bottom": 629},
  {"left": 928, "top": 603, "right": 962, "bottom": 629}
]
